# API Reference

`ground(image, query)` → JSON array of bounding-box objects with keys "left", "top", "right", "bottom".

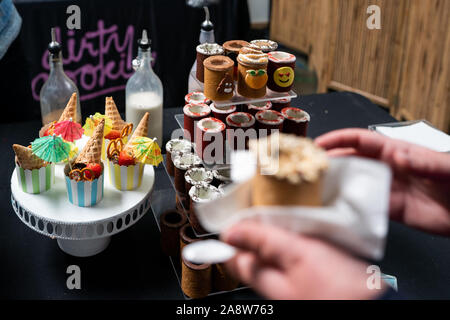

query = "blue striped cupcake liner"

[{"left": 64, "top": 164, "right": 104, "bottom": 207}]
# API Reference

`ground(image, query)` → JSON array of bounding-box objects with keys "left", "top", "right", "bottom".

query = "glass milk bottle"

[
  {"left": 126, "top": 30, "right": 163, "bottom": 143},
  {"left": 40, "top": 28, "right": 81, "bottom": 125}
]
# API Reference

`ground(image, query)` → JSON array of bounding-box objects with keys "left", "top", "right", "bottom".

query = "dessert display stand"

[
  {"left": 150, "top": 157, "right": 247, "bottom": 299},
  {"left": 10, "top": 164, "right": 155, "bottom": 257}
]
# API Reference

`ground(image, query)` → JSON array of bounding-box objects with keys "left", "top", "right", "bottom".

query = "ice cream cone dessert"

[
  {"left": 106, "top": 112, "right": 149, "bottom": 190},
  {"left": 249, "top": 132, "right": 328, "bottom": 207},
  {"left": 40, "top": 92, "right": 78, "bottom": 137},
  {"left": 65, "top": 119, "right": 105, "bottom": 206},
  {"left": 104, "top": 97, "right": 132, "bottom": 139},
  {"left": 13, "top": 144, "right": 54, "bottom": 194}
]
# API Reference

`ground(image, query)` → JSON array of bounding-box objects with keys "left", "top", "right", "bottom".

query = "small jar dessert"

[
  {"left": 249, "top": 132, "right": 328, "bottom": 207},
  {"left": 185, "top": 91, "right": 210, "bottom": 106},
  {"left": 196, "top": 43, "right": 224, "bottom": 82},
  {"left": 183, "top": 103, "right": 211, "bottom": 142},
  {"left": 203, "top": 55, "right": 234, "bottom": 101},
  {"left": 255, "top": 110, "right": 284, "bottom": 136},
  {"left": 225, "top": 112, "right": 256, "bottom": 150},
  {"left": 267, "top": 51, "right": 296, "bottom": 92},
  {"left": 210, "top": 103, "right": 236, "bottom": 123},
  {"left": 222, "top": 40, "right": 249, "bottom": 80},
  {"left": 212, "top": 167, "right": 232, "bottom": 187},
  {"left": 173, "top": 152, "right": 202, "bottom": 196},
  {"left": 160, "top": 209, "right": 187, "bottom": 257},
  {"left": 281, "top": 107, "right": 310, "bottom": 137},
  {"left": 246, "top": 101, "right": 272, "bottom": 116},
  {"left": 195, "top": 117, "right": 226, "bottom": 162},
  {"left": 189, "top": 183, "right": 222, "bottom": 233},
  {"left": 250, "top": 39, "right": 278, "bottom": 53},
  {"left": 271, "top": 98, "right": 291, "bottom": 112},
  {"left": 165, "top": 139, "right": 193, "bottom": 176},
  {"left": 181, "top": 256, "right": 212, "bottom": 299},
  {"left": 185, "top": 167, "right": 214, "bottom": 197},
  {"left": 237, "top": 47, "right": 268, "bottom": 98}
]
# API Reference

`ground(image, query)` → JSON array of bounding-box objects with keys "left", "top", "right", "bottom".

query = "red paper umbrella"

[{"left": 54, "top": 119, "right": 84, "bottom": 142}]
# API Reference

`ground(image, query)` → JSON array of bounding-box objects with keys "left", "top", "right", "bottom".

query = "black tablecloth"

[{"left": 1, "top": 92, "right": 449, "bottom": 299}]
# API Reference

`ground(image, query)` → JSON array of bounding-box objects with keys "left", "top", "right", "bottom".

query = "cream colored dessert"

[{"left": 249, "top": 132, "right": 328, "bottom": 206}]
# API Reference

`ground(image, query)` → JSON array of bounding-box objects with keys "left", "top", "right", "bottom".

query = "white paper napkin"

[{"left": 196, "top": 155, "right": 392, "bottom": 260}]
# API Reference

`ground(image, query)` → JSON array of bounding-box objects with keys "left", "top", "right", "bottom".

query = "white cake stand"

[{"left": 10, "top": 163, "right": 155, "bottom": 257}]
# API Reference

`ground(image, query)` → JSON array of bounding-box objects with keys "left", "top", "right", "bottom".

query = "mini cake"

[
  {"left": 255, "top": 109, "right": 284, "bottom": 135},
  {"left": 225, "top": 112, "right": 256, "bottom": 150},
  {"left": 185, "top": 167, "right": 214, "bottom": 198},
  {"left": 160, "top": 209, "right": 187, "bottom": 257},
  {"left": 65, "top": 119, "right": 105, "bottom": 207},
  {"left": 210, "top": 103, "right": 237, "bottom": 123},
  {"left": 181, "top": 256, "right": 212, "bottom": 299},
  {"left": 222, "top": 40, "right": 250, "bottom": 80},
  {"left": 250, "top": 39, "right": 278, "bottom": 53},
  {"left": 102, "top": 96, "right": 133, "bottom": 160},
  {"left": 196, "top": 43, "right": 224, "bottom": 82},
  {"left": 281, "top": 107, "right": 310, "bottom": 137},
  {"left": 267, "top": 51, "right": 296, "bottom": 92},
  {"left": 203, "top": 55, "right": 234, "bottom": 101},
  {"left": 106, "top": 112, "right": 149, "bottom": 191},
  {"left": 195, "top": 117, "right": 226, "bottom": 162},
  {"left": 183, "top": 103, "right": 211, "bottom": 142},
  {"left": 185, "top": 91, "right": 210, "bottom": 106},
  {"left": 249, "top": 132, "right": 328, "bottom": 207},
  {"left": 165, "top": 139, "right": 193, "bottom": 176},
  {"left": 246, "top": 101, "right": 272, "bottom": 116},
  {"left": 189, "top": 183, "right": 222, "bottom": 233},
  {"left": 271, "top": 98, "right": 291, "bottom": 112},
  {"left": 173, "top": 153, "right": 202, "bottom": 196},
  {"left": 13, "top": 144, "right": 54, "bottom": 194},
  {"left": 237, "top": 47, "right": 268, "bottom": 98},
  {"left": 39, "top": 92, "right": 78, "bottom": 137}
]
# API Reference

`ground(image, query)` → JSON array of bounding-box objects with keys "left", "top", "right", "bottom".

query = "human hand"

[
  {"left": 221, "top": 221, "right": 385, "bottom": 300},
  {"left": 315, "top": 128, "right": 450, "bottom": 236}
]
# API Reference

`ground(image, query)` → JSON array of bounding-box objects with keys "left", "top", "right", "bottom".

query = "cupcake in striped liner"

[
  {"left": 64, "top": 119, "right": 105, "bottom": 207},
  {"left": 13, "top": 144, "right": 55, "bottom": 194},
  {"left": 106, "top": 112, "right": 149, "bottom": 191}
]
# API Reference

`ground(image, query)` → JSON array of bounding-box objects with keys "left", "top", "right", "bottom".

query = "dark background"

[{"left": 0, "top": 0, "right": 250, "bottom": 122}]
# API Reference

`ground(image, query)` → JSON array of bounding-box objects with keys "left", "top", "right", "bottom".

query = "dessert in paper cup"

[
  {"left": 106, "top": 112, "right": 149, "bottom": 191},
  {"left": 13, "top": 144, "right": 55, "bottom": 194},
  {"left": 65, "top": 119, "right": 105, "bottom": 207}
]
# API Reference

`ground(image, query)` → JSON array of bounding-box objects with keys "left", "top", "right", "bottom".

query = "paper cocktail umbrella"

[
  {"left": 83, "top": 113, "right": 112, "bottom": 137},
  {"left": 54, "top": 118, "right": 84, "bottom": 142},
  {"left": 129, "top": 137, "right": 163, "bottom": 166},
  {"left": 31, "top": 135, "right": 71, "bottom": 163}
]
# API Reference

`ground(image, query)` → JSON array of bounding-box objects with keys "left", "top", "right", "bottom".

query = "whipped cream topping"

[
  {"left": 212, "top": 167, "right": 231, "bottom": 182},
  {"left": 189, "top": 183, "right": 221, "bottom": 203},
  {"left": 197, "top": 117, "right": 226, "bottom": 133},
  {"left": 166, "top": 139, "right": 192, "bottom": 155},
  {"left": 237, "top": 47, "right": 268, "bottom": 65},
  {"left": 210, "top": 103, "right": 236, "bottom": 114},
  {"left": 173, "top": 153, "right": 202, "bottom": 170},
  {"left": 185, "top": 92, "right": 210, "bottom": 105},
  {"left": 183, "top": 103, "right": 211, "bottom": 118},
  {"left": 255, "top": 110, "right": 284, "bottom": 125},
  {"left": 249, "top": 132, "right": 328, "bottom": 184},
  {"left": 196, "top": 43, "right": 224, "bottom": 55},
  {"left": 281, "top": 107, "right": 310, "bottom": 123},
  {"left": 250, "top": 39, "right": 278, "bottom": 52},
  {"left": 268, "top": 51, "right": 296, "bottom": 63},
  {"left": 185, "top": 167, "right": 213, "bottom": 186},
  {"left": 248, "top": 101, "right": 272, "bottom": 111},
  {"left": 226, "top": 112, "right": 255, "bottom": 128}
]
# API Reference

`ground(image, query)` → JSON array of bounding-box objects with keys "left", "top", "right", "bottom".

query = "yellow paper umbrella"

[
  {"left": 129, "top": 137, "right": 163, "bottom": 166},
  {"left": 82, "top": 113, "right": 112, "bottom": 137}
]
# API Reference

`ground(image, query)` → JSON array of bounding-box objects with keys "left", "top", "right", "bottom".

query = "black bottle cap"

[
  {"left": 201, "top": 6, "right": 214, "bottom": 31},
  {"left": 48, "top": 27, "right": 61, "bottom": 54},
  {"left": 138, "top": 29, "right": 151, "bottom": 50}
]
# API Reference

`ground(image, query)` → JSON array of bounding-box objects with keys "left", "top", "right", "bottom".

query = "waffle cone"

[
  {"left": 123, "top": 112, "right": 149, "bottom": 154},
  {"left": 105, "top": 96, "right": 126, "bottom": 131},
  {"left": 76, "top": 119, "right": 104, "bottom": 164},
  {"left": 13, "top": 144, "right": 46, "bottom": 170},
  {"left": 58, "top": 92, "right": 77, "bottom": 122}
]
